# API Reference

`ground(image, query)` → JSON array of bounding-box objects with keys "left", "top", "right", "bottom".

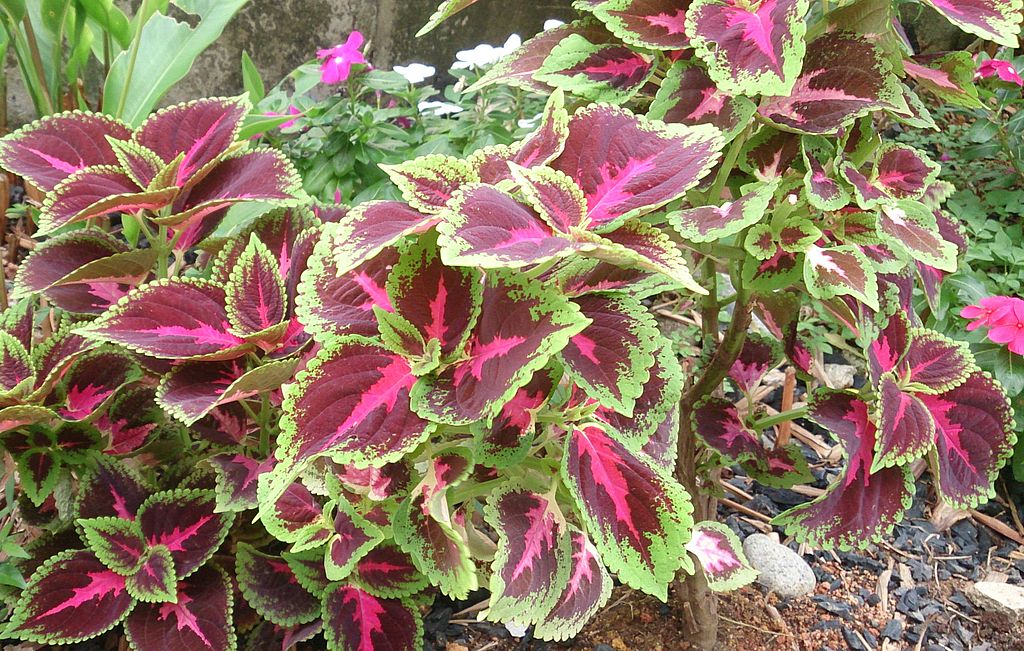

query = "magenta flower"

[
  {"left": 317, "top": 31, "right": 368, "bottom": 84},
  {"left": 976, "top": 58, "right": 1024, "bottom": 86},
  {"left": 961, "top": 296, "right": 1024, "bottom": 354},
  {"left": 264, "top": 105, "right": 302, "bottom": 130}
]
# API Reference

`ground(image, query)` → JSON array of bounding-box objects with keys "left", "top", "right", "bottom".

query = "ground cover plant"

[{"left": 0, "top": 1, "right": 1020, "bottom": 650}]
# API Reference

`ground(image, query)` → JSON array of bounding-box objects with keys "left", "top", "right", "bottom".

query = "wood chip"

[{"left": 970, "top": 509, "right": 1024, "bottom": 545}]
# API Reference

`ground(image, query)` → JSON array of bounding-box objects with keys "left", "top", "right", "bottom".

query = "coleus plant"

[{"left": 0, "top": 0, "right": 1020, "bottom": 649}]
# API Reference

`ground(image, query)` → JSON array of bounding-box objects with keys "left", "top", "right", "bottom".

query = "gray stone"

[
  {"left": 823, "top": 363, "right": 857, "bottom": 390},
  {"left": 967, "top": 581, "right": 1024, "bottom": 622},
  {"left": 742, "top": 533, "right": 816, "bottom": 598}
]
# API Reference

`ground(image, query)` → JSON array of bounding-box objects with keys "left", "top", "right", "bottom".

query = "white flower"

[
  {"left": 393, "top": 62, "right": 436, "bottom": 84},
  {"left": 543, "top": 19, "right": 565, "bottom": 31},
  {"left": 517, "top": 115, "right": 541, "bottom": 130},
  {"left": 505, "top": 622, "right": 529, "bottom": 638},
  {"left": 418, "top": 100, "right": 465, "bottom": 116},
  {"left": 452, "top": 33, "right": 522, "bottom": 70}
]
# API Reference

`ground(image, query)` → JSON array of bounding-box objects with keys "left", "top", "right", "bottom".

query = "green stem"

[
  {"left": 750, "top": 405, "right": 809, "bottom": 431},
  {"left": 258, "top": 394, "right": 272, "bottom": 457},
  {"left": 700, "top": 257, "right": 718, "bottom": 345},
  {"left": 115, "top": 0, "right": 151, "bottom": 119},
  {"left": 684, "top": 288, "right": 753, "bottom": 404},
  {"left": 156, "top": 224, "right": 168, "bottom": 278},
  {"left": 706, "top": 125, "right": 751, "bottom": 203},
  {"left": 20, "top": 16, "right": 54, "bottom": 115},
  {"left": 52, "top": 0, "right": 72, "bottom": 108}
]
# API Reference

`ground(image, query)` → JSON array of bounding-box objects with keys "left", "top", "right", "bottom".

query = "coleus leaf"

[
  {"left": 472, "top": 367, "right": 557, "bottom": 469},
  {"left": 584, "top": 0, "right": 690, "bottom": 49},
  {"left": 353, "top": 543, "right": 429, "bottom": 599},
  {"left": 136, "top": 489, "right": 233, "bottom": 579},
  {"left": 438, "top": 184, "right": 593, "bottom": 268},
  {"left": 381, "top": 154, "right": 478, "bottom": 214},
  {"left": 416, "top": 0, "right": 481, "bottom": 35},
  {"left": 648, "top": 63, "right": 758, "bottom": 143},
  {"left": 322, "top": 584, "right": 423, "bottom": 651},
  {"left": 54, "top": 349, "right": 141, "bottom": 421},
  {"left": 685, "top": 0, "right": 809, "bottom": 96},
  {"left": 758, "top": 32, "right": 908, "bottom": 135},
  {"left": 803, "top": 244, "right": 879, "bottom": 311},
  {"left": 208, "top": 453, "right": 274, "bottom": 512},
  {"left": 278, "top": 336, "right": 431, "bottom": 469},
  {"left": 236, "top": 543, "right": 320, "bottom": 627},
  {"left": 0, "top": 111, "right": 131, "bottom": 192},
  {"left": 872, "top": 143, "right": 939, "bottom": 199},
  {"left": 315, "top": 201, "right": 438, "bottom": 278},
  {"left": 73, "top": 458, "right": 150, "bottom": 522},
  {"left": 802, "top": 137, "right": 850, "bottom": 211},
  {"left": 841, "top": 161, "right": 888, "bottom": 209},
  {"left": 411, "top": 270, "right": 588, "bottom": 425},
  {"left": 561, "top": 293, "right": 660, "bottom": 417},
  {"left": 3, "top": 549, "right": 135, "bottom": 645},
  {"left": 162, "top": 149, "right": 303, "bottom": 227},
  {"left": 109, "top": 139, "right": 164, "bottom": 189},
  {"left": 134, "top": 96, "right": 249, "bottom": 189},
  {"left": 741, "top": 128, "right": 801, "bottom": 180},
  {"left": 877, "top": 200, "right": 958, "bottom": 273},
  {"left": 283, "top": 547, "right": 332, "bottom": 597},
  {"left": 903, "top": 54, "right": 984, "bottom": 110},
  {"left": 902, "top": 329, "right": 972, "bottom": 391},
  {"left": 79, "top": 278, "right": 250, "bottom": 361},
  {"left": 79, "top": 516, "right": 146, "bottom": 575},
  {"left": 595, "top": 341, "right": 682, "bottom": 465},
  {"left": 0, "top": 331, "right": 33, "bottom": 396},
  {"left": 685, "top": 521, "right": 757, "bottom": 592},
  {"left": 920, "top": 371, "right": 1016, "bottom": 509},
  {"left": 741, "top": 247, "right": 802, "bottom": 291},
  {"left": 484, "top": 482, "right": 570, "bottom": 626},
  {"left": 729, "top": 333, "right": 783, "bottom": 393},
  {"left": 774, "top": 392, "right": 914, "bottom": 550},
  {"left": 259, "top": 480, "right": 332, "bottom": 551},
  {"left": 393, "top": 450, "right": 478, "bottom": 599},
  {"left": 536, "top": 35, "right": 655, "bottom": 104},
  {"left": 386, "top": 233, "right": 482, "bottom": 360},
  {"left": 2, "top": 298, "right": 34, "bottom": 351},
  {"left": 669, "top": 179, "right": 777, "bottom": 243},
  {"left": 533, "top": 529, "right": 612, "bottom": 642},
  {"left": 551, "top": 258, "right": 677, "bottom": 299},
  {"left": 561, "top": 424, "right": 693, "bottom": 600},
  {"left": 876, "top": 374, "right": 935, "bottom": 468},
  {"left": 158, "top": 357, "right": 298, "bottom": 426},
  {"left": 225, "top": 234, "right": 288, "bottom": 341},
  {"left": 13, "top": 229, "right": 134, "bottom": 314},
  {"left": 510, "top": 163, "right": 588, "bottom": 234},
  {"left": 296, "top": 246, "right": 399, "bottom": 343},
  {"left": 589, "top": 219, "right": 707, "bottom": 295},
  {"left": 124, "top": 564, "right": 235, "bottom": 651},
  {"left": 15, "top": 446, "right": 63, "bottom": 507},
  {"left": 551, "top": 104, "right": 724, "bottom": 230},
  {"left": 325, "top": 499, "right": 384, "bottom": 582},
  {"left": 921, "top": 0, "right": 1022, "bottom": 47},
  {"left": 511, "top": 88, "right": 571, "bottom": 170},
  {"left": 125, "top": 545, "right": 178, "bottom": 604},
  {"left": 38, "top": 166, "right": 177, "bottom": 235},
  {"left": 467, "top": 19, "right": 616, "bottom": 93}
]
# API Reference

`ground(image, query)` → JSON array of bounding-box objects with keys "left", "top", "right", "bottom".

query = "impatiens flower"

[
  {"left": 393, "top": 62, "right": 436, "bottom": 84},
  {"left": 317, "top": 31, "right": 368, "bottom": 84},
  {"left": 976, "top": 57, "right": 1024, "bottom": 86},
  {"left": 418, "top": 100, "right": 464, "bottom": 116},
  {"left": 543, "top": 19, "right": 565, "bottom": 30},
  {"left": 264, "top": 105, "right": 302, "bottom": 130},
  {"left": 452, "top": 34, "right": 521, "bottom": 70},
  {"left": 961, "top": 296, "right": 1024, "bottom": 354}
]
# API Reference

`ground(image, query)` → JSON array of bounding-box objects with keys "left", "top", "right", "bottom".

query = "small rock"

[
  {"left": 593, "top": 645, "right": 615, "bottom": 651},
  {"left": 742, "top": 533, "right": 816, "bottom": 598},
  {"left": 841, "top": 628, "right": 867, "bottom": 651},
  {"left": 967, "top": 581, "right": 1024, "bottom": 622},
  {"left": 810, "top": 595, "right": 854, "bottom": 620},
  {"left": 823, "top": 363, "right": 856, "bottom": 389}
]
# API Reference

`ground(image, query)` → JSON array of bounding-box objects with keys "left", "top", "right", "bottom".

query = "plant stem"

[
  {"left": 685, "top": 289, "right": 753, "bottom": 405},
  {"left": 700, "top": 257, "right": 718, "bottom": 345},
  {"left": 116, "top": 0, "right": 150, "bottom": 119},
  {"left": 750, "top": 405, "right": 809, "bottom": 431},
  {"left": 706, "top": 125, "right": 751, "bottom": 203},
  {"left": 156, "top": 224, "right": 168, "bottom": 278},
  {"left": 21, "top": 17, "right": 54, "bottom": 115}
]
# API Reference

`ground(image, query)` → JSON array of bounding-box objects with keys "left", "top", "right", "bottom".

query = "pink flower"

[
  {"left": 976, "top": 58, "right": 1024, "bottom": 86},
  {"left": 961, "top": 296, "right": 1024, "bottom": 354},
  {"left": 317, "top": 31, "right": 368, "bottom": 84},
  {"left": 334, "top": 189, "right": 343, "bottom": 204},
  {"left": 264, "top": 105, "right": 302, "bottom": 130}
]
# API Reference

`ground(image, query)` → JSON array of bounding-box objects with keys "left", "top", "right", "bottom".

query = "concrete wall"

[{"left": 5, "top": 0, "right": 576, "bottom": 126}]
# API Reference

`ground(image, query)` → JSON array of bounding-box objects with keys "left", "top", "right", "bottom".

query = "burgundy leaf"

[
  {"left": 134, "top": 96, "right": 249, "bottom": 188},
  {"left": 873, "top": 144, "right": 939, "bottom": 199},
  {"left": 73, "top": 458, "right": 150, "bottom": 522},
  {"left": 561, "top": 424, "right": 693, "bottom": 599},
  {"left": 729, "top": 334, "right": 782, "bottom": 393},
  {"left": 411, "top": 270, "right": 587, "bottom": 425},
  {"left": 552, "top": 258, "right": 676, "bottom": 299},
  {"left": 79, "top": 516, "right": 146, "bottom": 575},
  {"left": 920, "top": 372, "right": 1015, "bottom": 508},
  {"left": 4, "top": 550, "right": 134, "bottom": 645},
  {"left": 322, "top": 584, "right": 422, "bottom": 651},
  {"left": 0, "top": 332, "right": 33, "bottom": 394},
  {"left": 0, "top": 111, "right": 131, "bottom": 191},
  {"left": 741, "top": 128, "right": 800, "bottom": 180},
  {"left": 125, "top": 546, "right": 178, "bottom": 603},
  {"left": 136, "top": 489, "right": 233, "bottom": 578},
  {"left": 80, "top": 278, "right": 250, "bottom": 360},
  {"left": 774, "top": 392, "right": 914, "bottom": 550},
  {"left": 208, "top": 453, "right": 274, "bottom": 512},
  {"left": 649, "top": 64, "right": 757, "bottom": 142},
  {"left": 586, "top": 0, "right": 690, "bottom": 49},
  {"left": 39, "top": 166, "right": 176, "bottom": 235},
  {"left": 551, "top": 104, "right": 723, "bottom": 229},
  {"left": 353, "top": 543, "right": 428, "bottom": 599},
  {"left": 261, "top": 481, "right": 331, "bottom": 550},
  {"left": 876, "top": 375, "right": 935, "bottom": 468},
  {"left": 472, "top": 367, "right": 555, "bottom": 469},
  {"left": 533, "top": 529, "right": 612, "bottom": 642},
  {"left": 236, "top": 543, "right": 320, "bottom": 626},
  {"left": 325, "top": 501, "right": 382, "bottom": 582},
  {"left": 279, "top": 337, "right": 430, "bottom": 468},
  {"left": 225, "top": 235, "right": 288, "bottom": 340},
  {"left": 510, "top": 164, "right": 588, "bottom": 234},
  {"left": 902, "top": 331, "right": 971, "bottom": 391},
  {"left": 921, "top": 0, "right": 1021, "bottom": 47},
  {"left": 124, "top": 564, "right": 235, "bottom": 651},
  {"left": 536, "top": 36, "right": 654, "bottom": 103},
  {"left": 485, "top": 483, "right": 569, "bottom": 625},
  {"left": 685, "top": 521, "right": 757, "bottom": 591},
  {"left": 54, "top": 350, "right": 140, "bottom": 421},
  {"left": 381, "top": 154, "right": 477, "bottom": 214}
]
